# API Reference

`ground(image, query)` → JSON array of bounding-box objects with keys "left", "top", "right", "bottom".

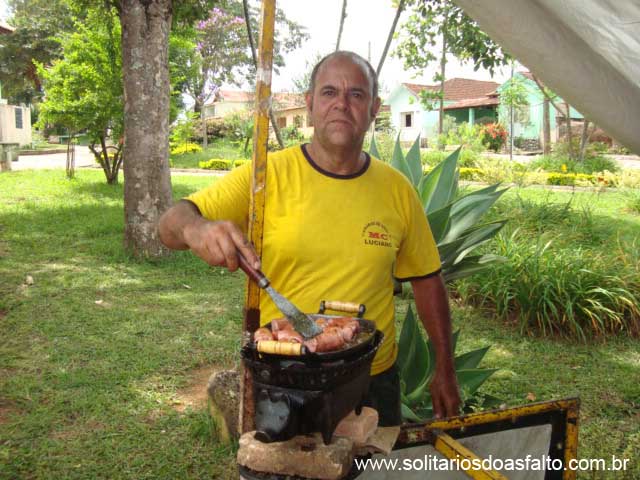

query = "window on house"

[
  {"left": 402, "top": 112, "right": 413, "bottom": 128},
  {"left": 15, "top": 107, "right": 23, "bottom": 129},
  {"left": 277, "top": 116, "right": 287, "bottom": 128},
  {"left": 293, "top": 115, "right": 303, "bottom": 128}
]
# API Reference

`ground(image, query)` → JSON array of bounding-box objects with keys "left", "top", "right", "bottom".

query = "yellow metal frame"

[
  {"left": 240, "top": 0, "right": 276, "bottom": 435},
  {"left": 399, "top": 398, "right": 580, "bottom": 480}
]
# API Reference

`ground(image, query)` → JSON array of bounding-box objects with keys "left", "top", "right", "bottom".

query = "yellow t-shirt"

[{"left": 187, "top": 145, "right": 441, "bottom": 374}]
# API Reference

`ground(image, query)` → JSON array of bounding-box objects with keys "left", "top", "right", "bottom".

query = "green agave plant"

[
  {"left": 369, "top": 135, "right": 507, "bottom": 420},
  {"left": 370, "top": 135, "right": 509, "bottom": 282},
  {"left": 398, "top": 306, "right": 500, "bottom": 422}
]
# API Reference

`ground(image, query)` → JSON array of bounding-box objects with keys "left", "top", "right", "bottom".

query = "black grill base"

[{"left": 242, "top": 331, "right": 383, "bottom": 444}]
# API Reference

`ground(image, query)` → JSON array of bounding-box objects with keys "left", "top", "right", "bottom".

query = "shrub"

[
  {"left": 457, "top": 230, "right": 640, "bottom": 339},
  {"left": 530, "top": 154, "right": 619, "bottom": 175},
  {"left": 170, "top": 113, "right": 198, "bottom": 147},
  {"left": 170, "top": 143, "right": 202, "bottom": 155},
  {"left": 604, "top": 169, "right": 640, "bottom": 189},
  {"left": 420, "top": 150, "right": 447, "bottom": 167},
  {"left": 442, "top": 122, "right": 485, "bottom": 153},
  {"left": 480, "top": 123, "right": 507, "bottom": 152},
  {"left": 198, "top": 158, "right": 232, "bottom": 170},
  {"left": 279, "top": 125, "right": 304, "bottom": 143},
  {"left": 546, "top": 173, "right": 595, "bottom": 186},
  {"left": 232, "top": 159, "right": 250, "bottom": 169},
  {"left": 459, "top": 167, "right": 483, "bottom": 181},
  {"left": 624, "top": 190, "right": 640, "bottom": 214},
  {"left": 458, "top": 149, "right": 479, "bottom": 168},
  {"left": 473, "top": 157, "right": 530, "bottom": 185},
  {"left": 583, "top": 155, "right": 619, "bottom": 174}
]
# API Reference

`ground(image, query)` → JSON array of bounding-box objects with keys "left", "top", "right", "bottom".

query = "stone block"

[
  {"left": 237, "top": 431, "right": 354, "bottom": 480},
  {"left": 333, "top": 407, "right": 378, "bottom": 446},
  {"left": 207, "top": 369, "right": 240, "bottom": 442}
]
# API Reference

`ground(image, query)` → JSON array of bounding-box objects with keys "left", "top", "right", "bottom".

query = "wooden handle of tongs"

[
  {"left": 320, "top": 300, "right": 366, "bottom": 317},
  {"left": 257, "top": 341, "right": 305, "bottom": 356}
]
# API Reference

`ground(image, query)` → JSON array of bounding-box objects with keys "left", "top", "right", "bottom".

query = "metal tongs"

[{"left": 238, "top": 253, "right": 323, "bottom": 339}]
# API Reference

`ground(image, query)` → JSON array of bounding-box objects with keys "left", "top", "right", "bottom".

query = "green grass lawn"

[{"left": 0, "top": 170, "right": 638, "bottom": 479}]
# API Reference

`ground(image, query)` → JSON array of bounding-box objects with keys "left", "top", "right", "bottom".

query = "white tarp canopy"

[{"left": 452, "top": 0, "right": 640, "bottom": 154}]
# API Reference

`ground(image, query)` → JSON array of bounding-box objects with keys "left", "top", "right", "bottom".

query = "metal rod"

[{"left": 240, "top": 0, "right": 276, "bottom": 435}]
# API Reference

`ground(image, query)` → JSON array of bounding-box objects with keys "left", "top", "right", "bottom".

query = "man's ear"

[
  {"left": 305, "top": 92, "right": 313, "bottom": 113},
  {"left": 370, "top": 96, "right": 381, "bottom": 119}
]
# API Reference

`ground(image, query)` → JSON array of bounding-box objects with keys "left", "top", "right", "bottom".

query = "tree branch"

[
  {"left": 376, "top": 0, "right": 406, "bottom": 77},
  {"left": 335, "top": 0, "right": 347, "bottom": 51},
  {"left": 531, "top": 74, "right": 566, "bottom": 118}
]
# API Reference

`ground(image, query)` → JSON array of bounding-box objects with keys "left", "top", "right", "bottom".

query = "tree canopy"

[
  {"left": 37, "top": 8, "right": 124, "bottom": 183},
  {"left": 395, "top": 0, "right": 510, "bottom": 78},
  {"left": 0, "top": 0, "right": 76, "bottom": 104}
]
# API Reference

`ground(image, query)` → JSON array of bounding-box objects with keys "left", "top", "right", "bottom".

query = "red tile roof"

[
  {"left": 444, "top": 96, "right": 500, "bottom": 110},
  {"left": 403, "top": 78, "right": 500, "bottom": 102},
  {"left": 210, "top": 90, "right": 306, "bottom": 109},
  {"left": 0, "top": 22, "right": 15, "bottom": 34},
  {"left": 216, "top": 90, "right": 253, "bottom": 103},
  {"left": 273, "top": 92, "right": 306, "bottom": 109}
]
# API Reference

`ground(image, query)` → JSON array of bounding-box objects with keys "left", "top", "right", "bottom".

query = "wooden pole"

[{"left": 239, "top": 0, "right": 276, "bottom": 435}]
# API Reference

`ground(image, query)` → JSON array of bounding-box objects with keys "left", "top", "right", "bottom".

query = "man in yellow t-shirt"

[{"left": 159, "top": 51, "right": 460, "bottom": 426}]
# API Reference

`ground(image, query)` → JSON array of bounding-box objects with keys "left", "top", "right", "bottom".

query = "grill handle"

[
  {"left": 257, "top": 340, "right": 305, "bottom": 356},
  {"left": 319, "top": 301, "right": 366, "bottom": 318}
]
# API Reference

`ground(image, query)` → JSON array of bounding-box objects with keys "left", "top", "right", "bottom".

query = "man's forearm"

[
  {"left": 158, "top": 200, "right": 204, "bottom": 250},
  {"left": 411, "top": 274, "right": 455, "bottom": 372},
  {"left": 411, "top": 273, "right": 460, "bottom": 417}
]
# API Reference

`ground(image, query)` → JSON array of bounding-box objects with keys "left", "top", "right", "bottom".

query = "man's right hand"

[
  {"left": 184, "top": 219, "right": 260, "bottom": 272},
  {"left": 158, "top": 200, "right": 260, "bottom": 272}
]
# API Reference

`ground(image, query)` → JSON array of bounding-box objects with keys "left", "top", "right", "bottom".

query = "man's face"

[{"left": 306, "top": 57, "right": 381, "bottom": 150}]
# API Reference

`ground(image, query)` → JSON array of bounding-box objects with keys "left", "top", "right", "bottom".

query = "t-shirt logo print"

[{"left": 362, "top": 221, "right": 393, "bottom": 248}]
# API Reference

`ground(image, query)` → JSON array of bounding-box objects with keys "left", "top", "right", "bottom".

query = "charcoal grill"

[{"left": 241, "top": 313, "right": 383, "bottom": 445}]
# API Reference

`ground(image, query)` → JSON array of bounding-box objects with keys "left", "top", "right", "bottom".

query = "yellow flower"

[{"left": 561, "top": 164, "right": 567, "bottom": 173}]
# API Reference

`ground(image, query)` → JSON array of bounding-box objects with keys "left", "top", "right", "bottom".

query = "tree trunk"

[
  {"left": 121, "top": 0, "right": 173, "bottom": 258},
  {"left": 532, "top": 74, "right": 571, "bottom": 157},
  {"left": 578, "top": 119, "right": 594, "bottom": 162},
  {"left": 335, "top": 0, "right": 347, "bottom": 51},
  {"left": 438, "top": 18, "right": 447, "bottom": 151},
  {"left": 66, "top": 133, "right": 75, "bottom": 179},
  {"left": 509, "top": 62, "right": 514, "bottom": 161},
  {"left": 542, "top": 96, "right": 551, "bottom": 155}
]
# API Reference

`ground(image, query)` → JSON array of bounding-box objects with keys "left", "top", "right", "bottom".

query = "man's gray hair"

[{"left": 308, "top": 51, "right": 379, "bottom": 100}]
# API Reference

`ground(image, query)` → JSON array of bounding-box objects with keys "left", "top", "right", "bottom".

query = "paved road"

[
  {"left": 11, "top": 146, "right": 224, "bottom": 177},
  {"left": 12, "top": 146, "right": 96, "bottom": 170},
  {"left": 10, "top": 146, "right": 640, "bottom": 172}
]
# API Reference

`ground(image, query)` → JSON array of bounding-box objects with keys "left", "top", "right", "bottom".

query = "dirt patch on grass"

[
  {"left": 50, "top": 420, "right": 106, "bottom": 441},
  {"left": 0, "top": 401, "right": 20, "bottom": 425},
  {"left": 172, "top": 364, "right": 219, "bottom": 413}
]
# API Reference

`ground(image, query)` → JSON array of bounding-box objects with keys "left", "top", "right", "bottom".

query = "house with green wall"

[
  {"left": 498, "top": 72, "right": 583, "bottom": 150},
  {"left": 385, "top": 79, "right": 500, "bottom": 144},
  {"left": 386, "top": 73, "right": 586, "bottom": 150}
]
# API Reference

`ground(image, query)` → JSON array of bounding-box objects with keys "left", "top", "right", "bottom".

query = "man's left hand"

[{"left": 430, "top": 367, "right": 461, "bottom": 418}]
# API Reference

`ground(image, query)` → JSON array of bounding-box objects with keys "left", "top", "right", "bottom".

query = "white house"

[
  {"left": 203, "top": 90, "right": 314, "bottom": 138},
  {"left": 0, "top": 21, "right": 32, "bottom": 148}
]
